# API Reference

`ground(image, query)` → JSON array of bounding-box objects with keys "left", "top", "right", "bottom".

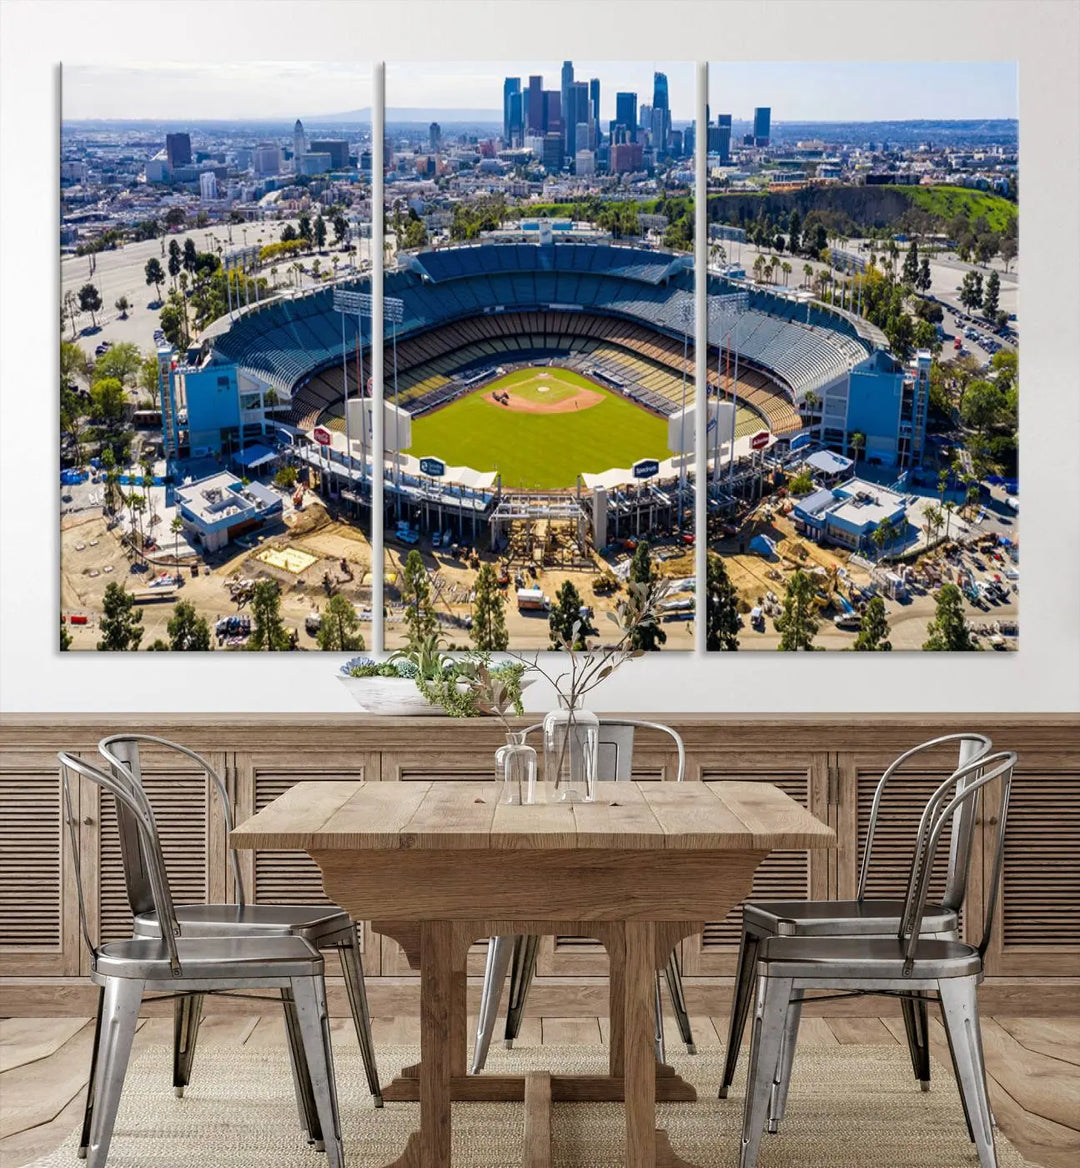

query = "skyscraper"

[
  {"left": 652, "top": 72, "right": 671, "bottom": 155},
  {"left": 753, "top": 106, "right": 771, "bottom": 147},
  {"left": 503, "top": 77, "right": 521, "bottom": 144},
  {"left": 165, "top": 132, "right": 191, "bottom": 168},
  {"left": 567, "top": 80, "right": 589, "bottom": 153},
  {"left": 527, "top": 75, "right": 544, "bottom": 135},
  {"left": 717, "top": 113, "right": 732, "bottom": 162},
  {"left": 293, "top": 119, "right": 305, "bottom": 164},
  {"left": 589, "top": 78, "right": 601, "bottom": 145},
  {"left": 508, "top": 91, "right": 523, "bottom": 146},
  {"left": 615, "top": 92, "right": 637, "bottom": 142},
  {"left": 429, "top": 122, "right": 441, "bottom": 152},
  {"left": 543, "top": 90, "right": 562, "bottom": 137},
  {"left": 561, "top": 60, "right": 574, "bottom": 152}
]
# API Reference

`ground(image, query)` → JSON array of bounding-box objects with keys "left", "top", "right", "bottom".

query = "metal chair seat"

[
  {"left": 757, "top": 935, "right": 983, "bottom": 981},
  {"left": 745, "top": 898, "right": 958, "bottom": 938},
  {"left": 95, "top": 733, "right": 381, "bottom": 1113},
  {"left": 133, "top": 902, "right": 352, "bottom": 941},
  {"left": 721, "top": 732, "right": 993, "bottom": 1102},
  {"left": 94, "top": 935, "right": 324, "bottom": 982},
  {"left": 472, "top": 719, "right": 695, "bottom": 1074},
  {"left": 58, "top": 752, "right": 345, "bottom": 1168},
  {"left": 738, "top": 751, "right": 1016, "bottom": 1168}
]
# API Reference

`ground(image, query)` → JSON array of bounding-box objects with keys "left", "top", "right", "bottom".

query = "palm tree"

[
  {"left": 849, "top": 431, "right": 866, "bottom": 463},
  {"left": 753, "top": 254, "right": 766, "bottom": 283},
  {"left": 781, "top": 261, "right": 792, "bottom": 287},
  {"left": 942, "top": 500, "right": 957, "bottom": 542},
  {"left": 802, "top": 262, "right": 812, "bottom": 289},
  {"left": 171, "top": 515, "right": 184, "bottom": 567}
]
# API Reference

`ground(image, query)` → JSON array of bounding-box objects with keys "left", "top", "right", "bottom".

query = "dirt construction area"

[{"left": 61, "top": 501, "right": 377, "bottom": 651}]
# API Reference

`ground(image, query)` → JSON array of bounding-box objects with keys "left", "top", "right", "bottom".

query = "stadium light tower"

[
  {"left": 333, "top": 289, "right": 405, "bottom": 487},
  {"left": 676, "top": 297, "right": 694, "bottom": 524},
  {"left": 707, "top": 291, "right": 748, "bottom": 487}
]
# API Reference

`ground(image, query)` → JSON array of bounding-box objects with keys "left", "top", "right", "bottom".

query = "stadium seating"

[{"left": 204, "top": 244, "right": 878, "bottom": 434}]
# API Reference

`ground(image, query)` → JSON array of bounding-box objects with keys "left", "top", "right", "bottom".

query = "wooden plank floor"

[{"left": 2, "top": 1014, "right": 1077, "bottom": 1168}]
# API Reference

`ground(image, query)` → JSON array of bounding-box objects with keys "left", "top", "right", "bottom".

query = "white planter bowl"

[{"left": 338, "top": 674, "right": 534, "bottom": 717}]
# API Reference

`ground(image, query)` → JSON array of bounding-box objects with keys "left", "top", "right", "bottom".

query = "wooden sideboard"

[{"left": 2, "top": 713, "right": 1077, "bottom": 1017}]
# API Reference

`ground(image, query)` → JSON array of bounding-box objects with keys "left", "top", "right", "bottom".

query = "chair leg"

[
  {"left": 291, "top": 976, "right": 345, "bottom": 1168},
  {"left": 739, "top": 975, "right": 793, "bottom": 1168},
  {"left": 720, "top": 928, "right": 761, "bottom": 1098},
  {"left": 85, "top": 977, "right": 143, "bottom": 1168},
  {"left": 77, "top": 985, "right": 106, "bottom": 1158},
  {"left": 503, "top": 934, "right": 540, "bottom": 1049},
  {"left": 338, "top": 926, "right": 383, "bottom": 1105},
  {"left": 472, "top": 935, "right": 515, "bottom": 1074},
  {"left": 664, "top": 949, "right": 696, "bottom": 1054},
  {"left": 172, "top": 993, "right": 204, "bottom": 1098},
  {"left": 767, "top": 990, "right": 803, "bottom": 1133},
  {"left": 900, "top": 991, "right": 932, "bottom": 1091},
  {"left": 939, "top": 978, "right": 997, "bottom": 1168},
  {"left": 654, "top": 972, "right": 666, "bottom": 1064},
  {"left": 281, "top": 986, "right": 321, "bottom": 1146}
]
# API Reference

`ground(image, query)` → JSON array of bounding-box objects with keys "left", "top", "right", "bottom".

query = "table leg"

[{"left": 624, "top": 920, "right": 657, "bottom": 1168}]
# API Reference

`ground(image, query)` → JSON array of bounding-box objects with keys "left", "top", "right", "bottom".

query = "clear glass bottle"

[
  {"left": 496, "top": 730, "right": 538, "bottom": 806},
  {"left": 543, "top": 695, "right": 599, "bottom": 803}
]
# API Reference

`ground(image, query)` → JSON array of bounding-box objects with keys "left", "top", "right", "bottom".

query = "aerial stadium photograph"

[
  {"left": 59, "top": 63, "right": 376, "bottom": 651},
  {"left": 376, "top": 60, "right": 698, "bottom": 650},
  {"left": 701, "top": 61, "right": 1019, "bottom": 651}
]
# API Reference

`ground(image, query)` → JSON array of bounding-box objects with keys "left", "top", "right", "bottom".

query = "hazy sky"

[
  {"left": 708, "top": 61, "right": 1017, "bottom": 122},
  {"left": 385, "top": 61, "right": 695, "bottom": 120},
  {"left": 63, "top": 63, "right": 372, "bottom": 121},
  {"left": 63, "top": 59, "right": 1017, "bottom": 123}
]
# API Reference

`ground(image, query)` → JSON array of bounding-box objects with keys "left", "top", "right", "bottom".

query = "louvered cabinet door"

[
  {"left": 234, "top": 750, "right": 381, "bottom": 976},
  {"left": 835, "top": 746, "right": 988, "bottom": 945},
  {"left": 80, "top": 748, "right": 229, "bottom": 972},
  {"left": 679, "top": 752, "right": 829, "bottom": 976},
  {"left": 982, "top": 756, "right": 1080, "bottom": 976},
  {"left": 0, "top": 755, "right": 81, "bottom": 976}
]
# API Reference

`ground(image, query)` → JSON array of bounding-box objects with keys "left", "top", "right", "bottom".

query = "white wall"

[{"left": 2, "top": 0, "right": 1078, "bottom": 713}]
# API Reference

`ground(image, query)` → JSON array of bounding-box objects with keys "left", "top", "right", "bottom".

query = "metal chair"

[
  {"left": 720, "top": 732, "right": 992, "bottom": 1101},
  {"left": 91, "top": 733, "right": 380, "bottom": 1112},
  {"left": 58, "top": 752, "right": 345, "bottom": 1168},
  {"left": 471, "top": 719, "right": 693, "bottom": 1074},
  {"left": 739, "top": 750, "right": 1015, "bottom": 1168}
]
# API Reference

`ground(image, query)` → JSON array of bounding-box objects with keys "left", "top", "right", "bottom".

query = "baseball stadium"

[{"left": 194, "top": 241, "right": 890, "bottom": 555}]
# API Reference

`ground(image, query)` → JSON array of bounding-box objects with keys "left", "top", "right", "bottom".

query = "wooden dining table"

[{"left": 231, "top": 778, "right": 835, "bottom": 1168}]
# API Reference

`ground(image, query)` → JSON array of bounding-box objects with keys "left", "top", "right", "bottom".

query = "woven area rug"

[{"left": 29, "top": 1042, "right": 1031, "bottom": 1167}]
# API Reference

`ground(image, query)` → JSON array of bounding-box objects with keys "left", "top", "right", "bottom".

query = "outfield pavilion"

[{"left": 184, "top": 241, "right": 908, "bottom": 547}]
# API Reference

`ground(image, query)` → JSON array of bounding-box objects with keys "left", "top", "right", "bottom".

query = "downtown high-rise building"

[
  {"left": 714, "top": 113, "right": 732, "bottom": 162},
  {"left": 503, "top": 76, "right": 521, "bottom": 144},
  {"left": 753, "top": 106, "right": 771, "bottom": 147},
  {"left": 560, "top": 60, "right": 575, "bottom": 152},
  {"left": 543, "top": 89, "right": 562, "bottom": 137},
  {"left": 653, "top": 71, "right": 671, "bottom": 154},
  {"left": 429, "top": 122, "right": 441, "bottom": 152},
  {"left": 614, "top": 91, "right": 637, "bottom": 142},
  {"left": 293, "top": 119, "right": 305, "bottom": 163},
  {"left": 526, "top": 75, "right": 544, "bottom": 135},
  {"left": 589, "top": 77, "right": 600, "bottom": 144},
  {"left": 165, "top": 132, "right": 191, "bottom": 168}
]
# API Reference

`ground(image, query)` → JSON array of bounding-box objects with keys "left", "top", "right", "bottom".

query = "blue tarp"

[{"left": 749, "top": 534, "right": 777, "bottom": 557}]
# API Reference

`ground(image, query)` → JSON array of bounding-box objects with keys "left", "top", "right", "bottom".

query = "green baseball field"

[{"left": 406, "top": 366, "right": 670, "bottom": 489}]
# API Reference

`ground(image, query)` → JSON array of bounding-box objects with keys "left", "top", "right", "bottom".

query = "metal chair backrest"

[
  {"left": 899, "top": 751, "right": 1016, "bottom": 968},
  {"left": 98, "top": 735, "right": 246, "bottom": 913},
  {"left": 858, "top": 733, "right": 992, "bottom": 911},
  {"left": 523, "top": 718, "right": 685, "bottom": 782},
  {"left": 58, "top": 751, "right": 183, "bottom": 975}
]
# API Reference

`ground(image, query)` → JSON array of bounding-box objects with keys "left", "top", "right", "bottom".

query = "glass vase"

[
  {"left": 543, "top": 696, "right": 599, "bottom": 803},
  {"left": 495, "top": 730, "right": 538, "bottom": 806}
]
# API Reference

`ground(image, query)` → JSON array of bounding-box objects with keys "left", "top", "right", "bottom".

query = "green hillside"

[{"left": 902, "top": 185, "right": 1018, "bottom": 233}]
